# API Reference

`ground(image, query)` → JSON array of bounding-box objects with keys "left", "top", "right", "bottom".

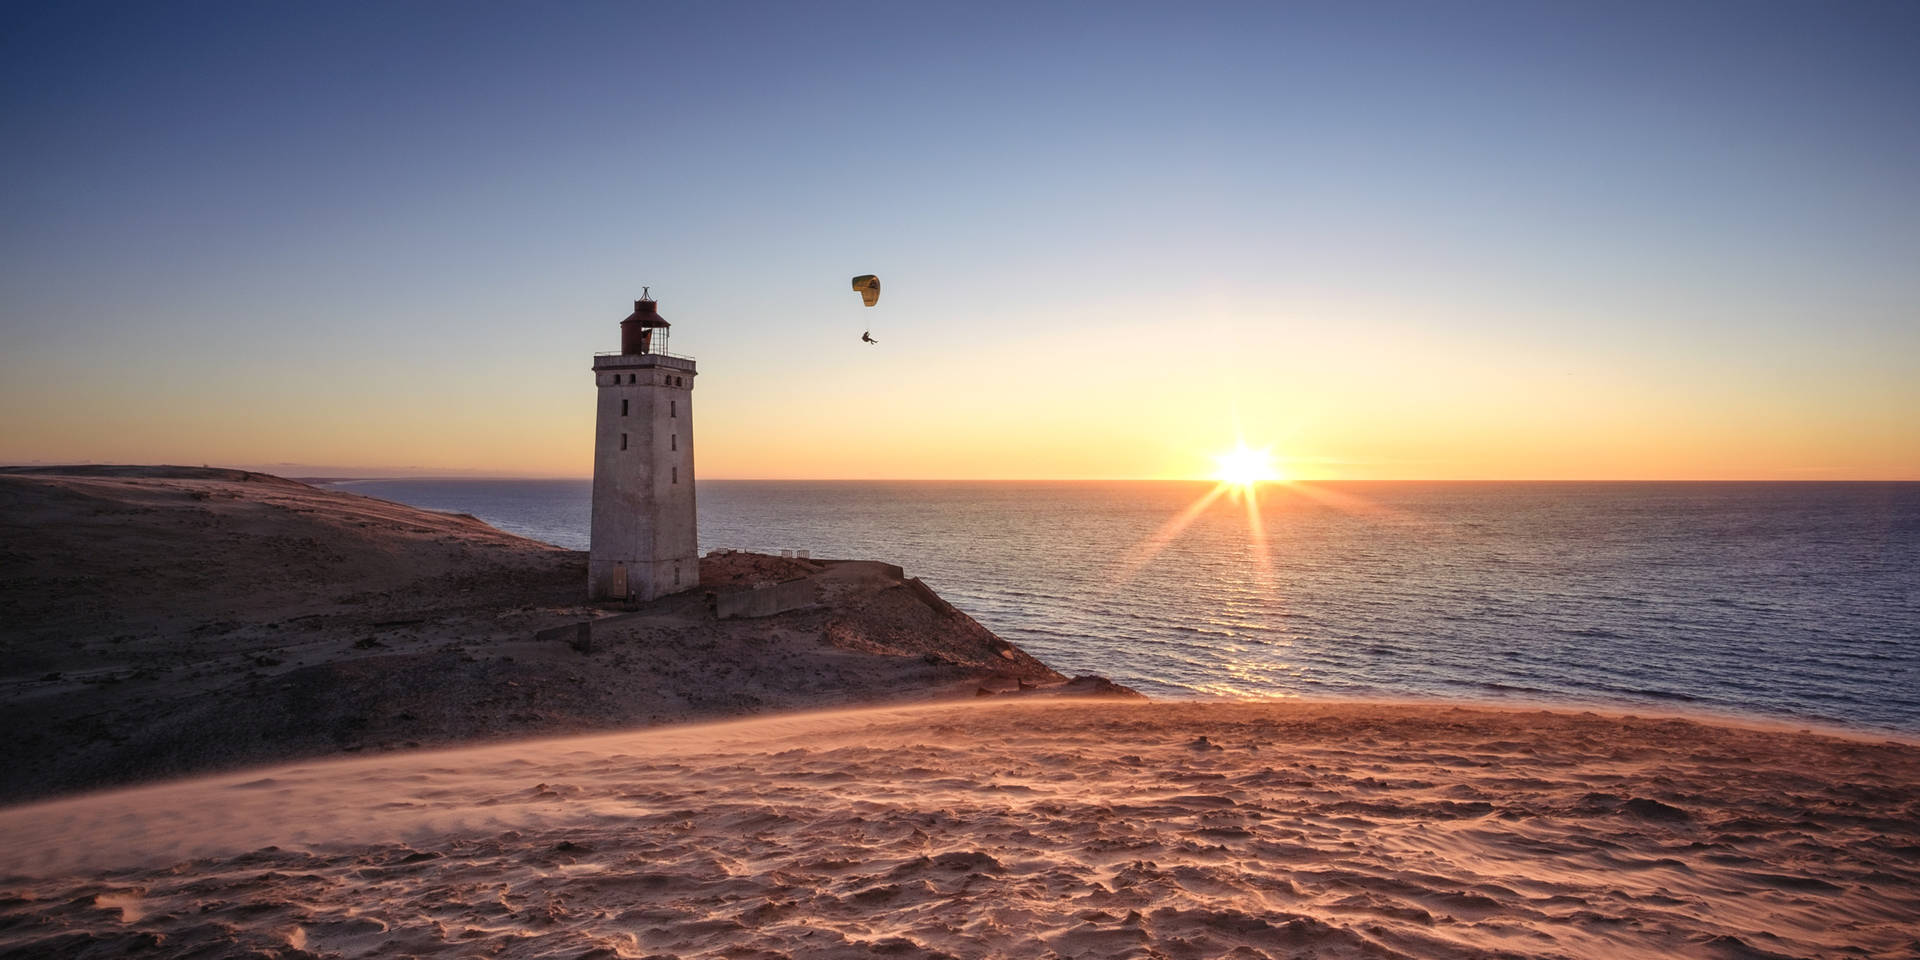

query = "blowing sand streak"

[{"left": 2, "top": 699, "right": 1916, "bottom": 959}]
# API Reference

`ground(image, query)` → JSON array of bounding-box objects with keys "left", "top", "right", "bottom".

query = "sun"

[{"left": 1212, "top": 443, "right": 1282, "bottom": 488}]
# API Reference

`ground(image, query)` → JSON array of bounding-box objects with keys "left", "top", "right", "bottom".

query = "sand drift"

[{"left": 3, "top": 699, "right": 1916, "bottom": 959}]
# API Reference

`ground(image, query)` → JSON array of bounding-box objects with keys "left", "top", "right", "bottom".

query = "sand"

[
  {"left": 1, "top": 468, "right": 1107, "bottom": 803},
  {"left": 2, "top": 699, "right": 1915, "bottom": 959}
]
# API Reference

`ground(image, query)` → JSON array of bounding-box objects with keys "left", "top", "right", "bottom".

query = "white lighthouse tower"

[{"left": 588, "top": 291, "right": 697, "bottom": 601}]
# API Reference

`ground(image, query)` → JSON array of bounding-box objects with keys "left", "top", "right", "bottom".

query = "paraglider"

[{"left": 851, "top": 274, "right": 881, "bottom": 344}]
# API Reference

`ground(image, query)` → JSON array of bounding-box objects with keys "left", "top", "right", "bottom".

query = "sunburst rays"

[{"left": 1114, "top": 451, "right": 1400, "bottom": 590}]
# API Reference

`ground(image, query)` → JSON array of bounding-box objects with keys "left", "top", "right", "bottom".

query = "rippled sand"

[{"left": 2, "top": 700, "right": 1915, "bottom": 959}]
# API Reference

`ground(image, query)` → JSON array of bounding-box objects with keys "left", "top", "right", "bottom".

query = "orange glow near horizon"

[
  {"left": 1211, "top": 443, "right": 1283, "bottom": 488},
  {"left": 1, "top": 305, "right": 1915, "bottom": 481}
]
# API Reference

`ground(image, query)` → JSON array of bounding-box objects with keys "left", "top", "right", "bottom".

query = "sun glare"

[{"left": 1212, "top": 444, "right": 1282, "bottom": 488}]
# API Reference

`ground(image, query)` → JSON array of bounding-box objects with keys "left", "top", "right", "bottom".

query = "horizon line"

[
  {"left": 317, "top": 474, "right": 1920, "bottom": 484},
  {"left": 6, "top": 463, "right": 1916, "bottom": 484}
]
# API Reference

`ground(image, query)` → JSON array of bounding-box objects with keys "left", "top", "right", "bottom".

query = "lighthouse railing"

[{"left": 593, "top": 351, "right": 697, "bottom": 372}]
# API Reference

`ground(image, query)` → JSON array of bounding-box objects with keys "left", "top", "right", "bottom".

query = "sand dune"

[
  {"left": 3, "top": 699, "right": 1915, "bottom": 959},
  {"left": 1, "top": 468, "right": 1099, "bottom": 803}
]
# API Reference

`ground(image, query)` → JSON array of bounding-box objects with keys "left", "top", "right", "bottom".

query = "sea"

[{"left": 328, "top": 479, "right": 1920, "bottom": 733}]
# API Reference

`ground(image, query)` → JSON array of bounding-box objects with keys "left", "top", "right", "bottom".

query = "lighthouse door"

[{"left": 612, "top": 563, "right": 629, "bottom": 598}]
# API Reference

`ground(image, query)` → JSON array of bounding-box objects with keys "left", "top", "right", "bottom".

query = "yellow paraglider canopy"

[{"left": 851, "top": 274, "right": 881, "bottom": 307}]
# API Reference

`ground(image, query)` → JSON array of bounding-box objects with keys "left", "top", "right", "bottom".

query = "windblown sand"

[{"left": 2, "top": 700, "right": 1916, "bottom": 959}]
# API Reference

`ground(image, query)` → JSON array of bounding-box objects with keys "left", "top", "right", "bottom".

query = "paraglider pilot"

[{"left": 851, "top": 275, "right": 881, "bottom": 346}]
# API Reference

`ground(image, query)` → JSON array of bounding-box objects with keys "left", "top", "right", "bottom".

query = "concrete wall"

[
  {"left": 588, "top": 357, "right": 698, "bottom": 601},
  {"left": 715, "top": 577, "right": 817, "bottom": 619}
]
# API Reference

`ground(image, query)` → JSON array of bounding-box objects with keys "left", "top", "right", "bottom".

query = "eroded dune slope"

[{"left": 0, "top": 468, "right": 1088, "bottom": 803}]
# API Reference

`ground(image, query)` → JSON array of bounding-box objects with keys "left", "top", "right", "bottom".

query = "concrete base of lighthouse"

[{"left": 587, "top": 556, "right": 695, "bottom": 604}]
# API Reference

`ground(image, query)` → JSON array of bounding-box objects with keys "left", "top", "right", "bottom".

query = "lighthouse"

[{"left": 588, "top": 292, "right": 697, "bottom": 601}]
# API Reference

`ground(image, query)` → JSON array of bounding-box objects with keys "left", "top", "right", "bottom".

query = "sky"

[{"left": 2, "top": 1, "right": 1917, "bottom": 480}]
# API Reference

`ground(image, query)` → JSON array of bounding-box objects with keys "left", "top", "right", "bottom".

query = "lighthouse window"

[
  {"left": 673, "top": 564, "right": 680, "bottom": 586},
  {"left": 620, "top": 433, "right": 628, "bottom": 450},
  {"left": 627, "top": 374, "right": 636, "bottom": 384},
  {"left": 671, "top": 434, "right": 676, "bottom": 451},
  {"left": 672, "top": 467, "right": 678, "bottom": 484},
  {"left": 670, "top": 400, "right": 677, "bottom": 418},
  {"left": 621, "top": 399, "right": 629, "bottom": 416},
  {"left": 674, "top": 376, "right": 682, "bottom": 386}
]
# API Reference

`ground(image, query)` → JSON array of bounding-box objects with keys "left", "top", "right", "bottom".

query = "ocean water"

[{"left": 331, "top": 479, "right": 1920, "bottom": 732}]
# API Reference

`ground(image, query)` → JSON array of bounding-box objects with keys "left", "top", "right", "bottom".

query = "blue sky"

[{"left": 3, "top": 1, "right": 1916, "bottom": 477}]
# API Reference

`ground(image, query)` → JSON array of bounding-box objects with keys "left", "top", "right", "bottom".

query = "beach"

[{"left": 3, "top": 699, "right": 1915, "bottom": 959}]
